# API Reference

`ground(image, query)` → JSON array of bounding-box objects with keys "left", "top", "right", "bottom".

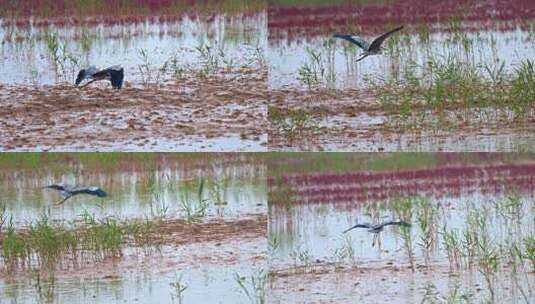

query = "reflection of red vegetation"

[
  {"left": 270, "top": 163, "right": 535, "bottom": 204},
  {"left": 268, "top": 1, "right": 535, "bottom": 43},
  {"left": 0, "top": 0, "right": 259, "bottom": 28}
]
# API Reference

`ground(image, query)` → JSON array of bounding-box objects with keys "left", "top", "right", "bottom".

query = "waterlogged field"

[
  {"left": 268, "top": 1, "right": 535, "bottom": 151},
  {"left": 0, "top": 153, "right": 267, "bottom": 304},
  {"left": 0, "top": 1, "right": 268, "bottom": 151},
  {"left": 268, "top": 153, "right": 535, "bottom": 303}
]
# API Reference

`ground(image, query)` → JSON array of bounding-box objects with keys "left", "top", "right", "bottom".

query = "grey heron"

[
  {"left": 75, "top": 65, "right": 124, "bottom": 89},
  {"left": 343, "top": 220, "right": 411, "bottom": 247},
  {"left": 333, "top": 26, "right": 404, "bottom": 62},
  {"left": 343, "top": 220, "right": 411, "bottom": 234},
  {"left": 43, "top": 184, "right": 107, "bottom": 205}
]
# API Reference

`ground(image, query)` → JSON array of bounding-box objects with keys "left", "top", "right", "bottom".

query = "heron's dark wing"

[
  {"left": 369, "top": 26, "right": 404, "bottom": 52},
  {"left": 44, "top": 184, "right": 67, "bottom": 191},
  {"left": 93, "top": 66, "right": 124, "bottom": 89},
  {"left": 91, "top": 69, "right": 112, "bottom": 81},
  {"left": 75, "top": 70, "right": 85, "bottom": 86},
  {"left": 343, "top": 223, "right": 373, "bottom": 233},
  {"left": 77, "top": 187, "right": 107, "bottom": 197},
  {"left": 381, "top": 220, "right": 411, "bottom": 228},
  {"left": 333, "top": 34, "right": 370, "bottom": 51},
  {"left": 106, "top": 65, "right": 123, "bottom": 71},
  {"left": 109, "top": 68, "right": 124, "bottom": 89}
]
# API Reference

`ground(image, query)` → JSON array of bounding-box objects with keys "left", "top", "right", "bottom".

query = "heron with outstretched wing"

[
  {"left": 75, "top": 65, "right": 124, "bottom": 89},
  {"left": 343, "top": 219, "right": 411, "bottom": 247},
  {"left": 334, "top": 26, "right": 404, "bottom": 62},
  {"left": 344, "top": 220, "right": 411, "bottom": 234},
  {"left": 43, "top": 184, "right": 107, "bottom": 205}
]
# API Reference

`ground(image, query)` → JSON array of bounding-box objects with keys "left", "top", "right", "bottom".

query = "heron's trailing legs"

[
  {"left": 356, "top": 53, "right": 369, "bottom": 62},
  {"left": 55, "top": 196, "right": 72, "bottom": 206},
  {"left": 78, "top": 78, "right": 98, "bottom": 88},
  {"left": 372, "top": 233, "right": 382, "bottom": 248}
]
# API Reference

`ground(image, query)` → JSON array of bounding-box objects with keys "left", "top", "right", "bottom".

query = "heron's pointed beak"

[{"left": 343, "top": 225, "right": 357, "bottom": 234}]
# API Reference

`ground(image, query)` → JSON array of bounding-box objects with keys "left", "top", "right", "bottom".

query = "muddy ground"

[
  {"left": 269, "top": 262, "right": 534, "bottom": 304},
  {"left": 268, "top": 88, "right": 535, "bottom": 152},
  {"left": 0, "top": 69, "right": 268, "bottom": 151}
]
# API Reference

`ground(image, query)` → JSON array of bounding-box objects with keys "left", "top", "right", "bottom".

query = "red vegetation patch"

[
  {"left": 268, "top": 0, "right": 535, "bottom": 42},
  {"left": 271, "top": 163, "right": 535, "bottom": 204}
]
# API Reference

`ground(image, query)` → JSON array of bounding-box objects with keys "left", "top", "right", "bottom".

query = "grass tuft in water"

[
  {"left": 392, "top": 197, "right": 415, "bottom": 271},
  {"left": 170, "top": 273, "right": 188, "bottom": 304},
  {"left": 235, "top": 269, "right": 268, "bottom": 304},
  {"left": 269, "top": 107, "right": 322, "bottom": 142},
  {"left": 414, "top": 197, "right": 439, "bottom": 265},
  {"left": 178, "top": 177, "right": 210, "bottom": 222},
  {"left": 1, "top": 212, "right": 162, "bottom": 273}
]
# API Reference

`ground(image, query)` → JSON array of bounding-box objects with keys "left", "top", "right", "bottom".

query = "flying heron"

[
  {"left": 43, "top": 184, "right": 107, "bottom": 205},
  {"left": 333, "top": 26, "right": 404, "bottom": 62},
  {"left": 75, "top": 65, "right": 124, "bottom": 89},
  {"left": 343, "top": 219, "right": 411, "bottom": 247}
]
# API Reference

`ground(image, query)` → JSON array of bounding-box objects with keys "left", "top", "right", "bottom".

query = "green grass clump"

[
  {"left": 2, "top": 217, "right": 29, "bottom": 270},
  {"left": 524, "top": 237, "right": 535, "bottom": 272},
  {"left": 269, "top": 107, "right": 322, "bottom": 142},
  {"left": 391, "top": 196, "right": 415, "bottom": 271},
  {"left": 297, "top": 44, "right": 336, "bottom": 89},
  {"left": 0, "top": 213, "right": 162, "bottom": 273},
  {"left": 370, "top": 57, "right": 535, "bottom": 127},
  {"left": 235, "top": 269, "right": 268, "bottom": 304},
  {"left": 176, "top": 177, "right": 211, "bottom": 223},
  {"left": 442, "top": 226, "right": 461, "bottom": 270},
  {"left": 414, "top": 198, "right": 439, "bottom": 265}
]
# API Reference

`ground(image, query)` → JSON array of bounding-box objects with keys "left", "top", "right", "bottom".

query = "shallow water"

[
  {"left": 288, "top": 129, "right": 535, "bottom": 152},
  {"left": 270, "top": 191, "right": 533, "bottom": 263},
  {"left": 0, "top": 12, "right": 267, "bottom": 86},
  {"left": 17, "top": 134, "right": 268, "bottom": 152},
  {"left": 0, "top": 239, "right": 266, "bottom": 304},
  {"left": 268, "top": 29, "right": 535, "bottom": 89},
  {"left": 0, "top": 157, "right": 266, "bottom": 226}
]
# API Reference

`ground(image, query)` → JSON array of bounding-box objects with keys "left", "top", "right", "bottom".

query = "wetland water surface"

[
  {"left": 0, "top": 153, "right": 267, "bottom": 304},
  {"left": 268, "top": 154, "right": 535, "bottom": 303}
]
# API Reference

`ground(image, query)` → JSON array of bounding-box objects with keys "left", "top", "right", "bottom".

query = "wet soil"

[
  {"left": 268, "top": 88, "right": 535, "bottom": 152},
  {"left": 269, "top": 262, "right": 535, "bottom": 303},
  {"left": 0, "top": 69, "right": 268, "bottom": 151}
]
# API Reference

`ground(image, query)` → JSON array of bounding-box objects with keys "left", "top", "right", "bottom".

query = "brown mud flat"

[
  {"left": 269, "top": 262, "right": 534, "bottom": 304},
  {"left": 268, "top": 88, "right": 535, "bottom": 151},
  {"left": 154, "top": 214, "right": 267, "bottom": 245},
  {"left": 0, "top": 69, "right": 268, "bottom": 151},
  {"left": 0, "top": 214, "right": 267, "bottom": 281}
]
